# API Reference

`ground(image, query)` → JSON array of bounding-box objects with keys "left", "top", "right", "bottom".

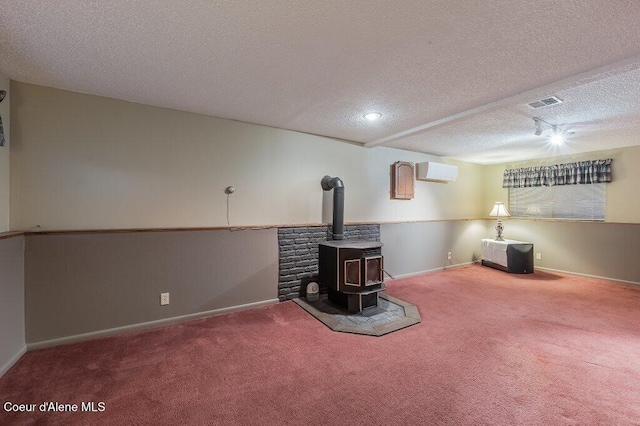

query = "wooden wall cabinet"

[{"left": 391, "top": 161, "right": 415, "bottom": 200}]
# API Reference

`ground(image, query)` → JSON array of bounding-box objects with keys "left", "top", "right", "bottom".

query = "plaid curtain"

[{"left": 503, "top": 159, "right": 612, "bottom": 188}]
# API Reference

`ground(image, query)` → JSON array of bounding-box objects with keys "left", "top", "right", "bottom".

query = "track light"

[
  {"left": 550, "top": 130, "right": 565, "bottom": 145},
  {"left": 534, "top": 119, "right": 543, "bottom": 136},
  {"left": 532, "top": 117, "right": 567, "bottom": 145}
]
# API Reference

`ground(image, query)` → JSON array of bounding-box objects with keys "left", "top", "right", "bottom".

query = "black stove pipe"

[{"left": 321, "top": 175, "right": 344, "bottom": 240}]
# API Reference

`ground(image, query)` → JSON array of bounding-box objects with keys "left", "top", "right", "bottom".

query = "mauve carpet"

[{"left": 2, "top": 265, "right": 640, "bottom": 425}]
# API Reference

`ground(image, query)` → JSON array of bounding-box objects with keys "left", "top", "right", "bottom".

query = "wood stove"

[
  {"left": 319, "top": 175, "right": 385, "bottom": 314},
  {"left": 319, "top": 240, "right": 385, "bottom": 314}
]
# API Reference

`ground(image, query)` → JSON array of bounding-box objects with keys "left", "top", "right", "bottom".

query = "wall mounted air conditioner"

[{"left": 416, "top": 162, "right": 458, "bottom": 182}]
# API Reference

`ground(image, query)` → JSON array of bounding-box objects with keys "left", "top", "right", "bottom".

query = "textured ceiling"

[
  {"left": 2, "top": 1, "right": 640, "bottom": 163},
  {"left": 387, "top": 64, "right": 640, "bottom": 164}
]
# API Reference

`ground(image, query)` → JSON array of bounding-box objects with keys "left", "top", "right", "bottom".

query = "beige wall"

[
  {"left": 0, "top": 76, "right": 9, "bottom": 232},
  {"left": 381, "top": 220, "right": 487, "bottom": 277},
  {"left": 500, "top": 220, "right": 640, "bottom": 283},
  {"left": 482, "top": 146, "right": 640, "bottom": 223},
  {"left": 482, "top": 163, "right": 508, "bottom": 216},
  {"left": 0, "top": 236, "right": 25, "bottom": 376},
  {"left": 482, "top": 150, "right": 640, "bottom": 283},
  {"left": 10, "top": 82, "right": 484, "bottom": 231},
  {"left": 25, "top": 229, "right": 278, "bottom": 345}
]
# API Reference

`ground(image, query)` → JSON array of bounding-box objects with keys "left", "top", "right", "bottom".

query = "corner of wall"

[
  {"left": 0, "top": 75, "right": 10, "bottom": 233},
  {"left": 481, "top": 163, "right": 507, "bottom": 214},
  {"left": 0, "top": 235, "right": 26, "bottom": 378}
]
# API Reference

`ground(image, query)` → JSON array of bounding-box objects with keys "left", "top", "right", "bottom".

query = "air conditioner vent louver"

[{"left": 527, "top": 96, "right": 563, "bottom": 109}]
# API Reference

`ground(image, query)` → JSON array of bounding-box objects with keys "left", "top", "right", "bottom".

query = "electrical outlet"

[
  {"left": 536, "top": 253, "right": 542, "bottom": 260},
  {"left": 160, "top": 292, "right": 170, "bottom": 306},
  {"left": 447, "top": 252, "right": 452, "bottom": 260}
]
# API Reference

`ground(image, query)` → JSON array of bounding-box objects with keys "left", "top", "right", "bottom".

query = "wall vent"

[{"left": 527, "top": 96, "right": 563, "bottom": 109}]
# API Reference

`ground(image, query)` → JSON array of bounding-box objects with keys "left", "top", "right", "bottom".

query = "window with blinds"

[{"left": 509, "top": 184, "right": 605, "bottom": 220}]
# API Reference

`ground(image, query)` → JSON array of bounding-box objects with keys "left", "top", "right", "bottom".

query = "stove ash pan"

[{"left": 318, "top": 240, "right": 385, "bottom": 314}]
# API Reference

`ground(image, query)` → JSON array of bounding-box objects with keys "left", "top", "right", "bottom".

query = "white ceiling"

[{"left": 2, "top": 1, "right": 640, "bottom": 164}]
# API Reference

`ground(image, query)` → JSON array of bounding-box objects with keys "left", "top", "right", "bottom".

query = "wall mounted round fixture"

[
  {"left": 224, "top": 186, "right": 235, "bottom": 194},
  {"left": 363, "top": 112, "right": 382, "bottom": 121}
]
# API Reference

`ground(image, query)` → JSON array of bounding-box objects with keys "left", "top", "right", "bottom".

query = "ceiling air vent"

[{"left": 527, "top": 96, "right": 563, "bottom": 109}]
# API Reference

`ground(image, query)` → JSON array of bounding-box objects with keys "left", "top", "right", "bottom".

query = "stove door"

[
  {"left": 364, "top": 256, "right": 383, "bottom": 286},
  {"left": 344, "top": 259, "right": 361, "bottom": 287}
]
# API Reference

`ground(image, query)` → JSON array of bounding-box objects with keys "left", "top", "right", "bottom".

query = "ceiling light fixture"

[
  {"left": 533, "top": 117, "right": 567, "bottom": 145},
  {"left": 550, "top": 132, "right": 565, "bottom": 145},
  {"left": 534, "top": 119, "right": 543, "bottom": 136},
  {"left": 364, "top": 112, "right": 382, "bottom": 121}
]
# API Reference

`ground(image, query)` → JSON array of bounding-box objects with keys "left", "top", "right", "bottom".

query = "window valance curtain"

[{"left": 503, "top": 159, "right": 612, "bottom": 188}]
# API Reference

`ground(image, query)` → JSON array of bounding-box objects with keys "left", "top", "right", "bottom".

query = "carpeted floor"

[{"left": 2, "top": 265, "right": 640, "bottom": 425}]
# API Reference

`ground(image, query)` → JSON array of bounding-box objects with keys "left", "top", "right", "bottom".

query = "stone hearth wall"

[{"left": 278, "top": 224, "right": 380, "bottom": 301}]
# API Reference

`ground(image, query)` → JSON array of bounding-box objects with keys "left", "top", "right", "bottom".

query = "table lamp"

[{"left": 489, "top": 202, "right": 511, "bottom": 241}]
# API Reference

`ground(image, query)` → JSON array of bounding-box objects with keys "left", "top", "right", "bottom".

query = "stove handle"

[{"left": 382, "top": 269, "right": 395, "bottom": 280}]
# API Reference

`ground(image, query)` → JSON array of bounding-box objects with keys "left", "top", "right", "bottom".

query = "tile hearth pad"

[{"left": 293, "top": 293, "right": 421, "bottom": 336}]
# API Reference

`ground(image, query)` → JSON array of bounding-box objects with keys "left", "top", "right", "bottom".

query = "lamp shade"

[{"left": 489, "top": 202, "right": 511, "bottom": 218}]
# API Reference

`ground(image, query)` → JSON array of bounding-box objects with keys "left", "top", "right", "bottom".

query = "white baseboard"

[
  {"left": 536, "top": 266, "right": 640, "bottom": 287},
  {"left": 0, "top": 345, "right": 27, "bottom": 378},
  {"left": 27, "top": 298, "right": 279, "bottom": 351},
  {"left": 392, "top": 261, "right": 477, "bottom": 280}
]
